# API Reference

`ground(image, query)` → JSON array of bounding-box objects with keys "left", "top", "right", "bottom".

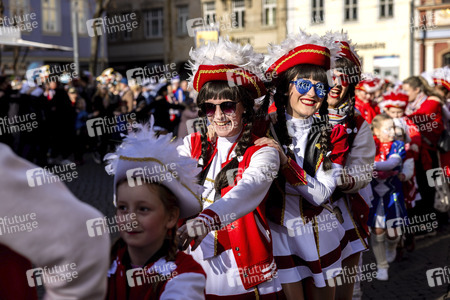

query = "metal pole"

[{"left": 72, "top": 0, "right": 80, "bottom": 77}]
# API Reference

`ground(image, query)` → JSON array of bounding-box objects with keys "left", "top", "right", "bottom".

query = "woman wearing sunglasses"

[
  {"left": 255, "top": 30, "right": 351, "bottom": 300},
  {"left": 177, "top": 38, "right": 284, "bottom": 299},
  {"left": 321, "top": 31, "right": 376, "bottom": 300}
]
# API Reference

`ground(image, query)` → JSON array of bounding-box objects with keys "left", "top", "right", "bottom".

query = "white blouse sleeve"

[
  {"left": 160, "top": 273, "right": 206, "bottom": 300},
  {"left": 374, "top": 155, "right": 402, "bottom": 171},
  {"left": 343, "top": 121, "right": 376, "bottom": 193},
  {"left": 288, "top": 162, "right": 343, "bottom": 206},
  {"left": 402, "top": 157, "right": 415, "bottom": 181},
  {"left": 177, "top": 135, "right": 192, "bottom": 158},
  {"left": 203, "top": 146, "right": 280, "bottom": 226}
]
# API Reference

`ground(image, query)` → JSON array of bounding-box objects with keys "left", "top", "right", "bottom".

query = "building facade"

[
  {"left": 415, "top": 0, "right": 450, "bottom": 73},
  {"left": 1, "top": 0, "right": 105, "bottom": 75},
  {"left": 286, "top": 0, "right": 418, "bottom": 80},
  {"left": 106, "top": 0, "right": 287, "bottom": 79}
]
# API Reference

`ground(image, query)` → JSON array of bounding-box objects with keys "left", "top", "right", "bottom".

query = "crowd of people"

[
  {"left": 0, "top": 66, "right": 198, "bottom": 167},
  {"left": 0, "top": 28, "right": 450, "bottom": 300}
]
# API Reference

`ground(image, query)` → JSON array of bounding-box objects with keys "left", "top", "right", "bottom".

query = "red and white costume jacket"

[
  {"left": 355, "top": 96, "right": 377, "bottom": 124},
  {"left": 106, "top": 239, "right": 206, "bottom": 300},
  {"left": 406, "top": 94, "right": 444, "bottom": 170},
  {"left": 178, "top": 131, "right": 280, "bottom": 290},
  {"left": 331, "top": 112, "right": 375, "bottom": 239}
]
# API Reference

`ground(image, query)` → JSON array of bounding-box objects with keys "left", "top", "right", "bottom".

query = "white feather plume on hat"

[
  {"left": 263, "top": 28, "right": 341, "bottom": 71},
  {"left": 323, "top": 30, "right": 361, "bottom": 64},
  {"left": 186, "top": 36, "right": 265, "bottom": 90},
  {"left": 104, "top": 117, "right": 204, "bottom": 218}
]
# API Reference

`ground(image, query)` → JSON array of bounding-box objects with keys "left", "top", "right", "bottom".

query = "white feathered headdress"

[
  {"left": 263, "top": 28, "right": 341, "bottom": 76},
  {"left": 422, "top": 66, "right": 450, "bottom": 91},
  {"left": 323, "top": 30, "right": 361, "bottom": 69},
  {"left": 187, "top": 36, "right": 267, "bottom": 98},
  {"left": 104, "top": 117, "right": 203, "bottom": 218}
]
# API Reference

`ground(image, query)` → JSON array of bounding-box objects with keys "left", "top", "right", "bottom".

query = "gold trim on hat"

[
  {"left": 195, "top": 68, "right": 262, "bottom": 97},
  {"left": 118, "top": 155, "right": 203, "bottom": 208},
  {"left": 273, "top": 49, "right": 330, "bottom": 75}
]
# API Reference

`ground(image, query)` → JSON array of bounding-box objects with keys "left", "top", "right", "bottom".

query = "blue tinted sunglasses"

[{"left": 290, "top": 79, "right": 330, "bottom": 98}]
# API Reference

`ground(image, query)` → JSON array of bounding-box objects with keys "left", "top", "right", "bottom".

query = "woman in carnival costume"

[
  {"left": 104, "top": 119, "right": 207, "bottom": 299},
  {"left": 256, "top": 29, "right": 351, "bottom": 299},
  {"left": 321, "top": 30, "right": 376, "bottom": 300},
  {"left": 177, "top": 37, "right": 284, "bottom": 299}
]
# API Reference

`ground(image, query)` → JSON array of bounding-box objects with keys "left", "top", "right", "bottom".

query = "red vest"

[{"left": 190, "top": 132, "right": 276, "bottom": 290}]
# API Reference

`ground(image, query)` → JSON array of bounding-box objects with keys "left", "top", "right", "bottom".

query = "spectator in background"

[
  {"left": 119, "top": 78, "right": 134, "bottom": 112},
  {"left": 74, "top": 98, "right": 89, "bottom": 165}
]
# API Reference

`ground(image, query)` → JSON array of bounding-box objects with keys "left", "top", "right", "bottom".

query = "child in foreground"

[{"left": 104, "top": 120, "right": 206, "bottom": 299}]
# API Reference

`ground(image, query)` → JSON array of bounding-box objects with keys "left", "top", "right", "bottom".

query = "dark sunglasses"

[
  {"left": 201, "top": 102, "right": 238, "bottom": 117},
  {"left": 290, "top": 79, "right": 330, "bottom": 98}
]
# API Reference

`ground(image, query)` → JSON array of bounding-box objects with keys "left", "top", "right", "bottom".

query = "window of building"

[
  {"left": 263, "top": 0, "right": 277, "bottom": 26},
  {"left": 344, "top": 0, "right": 358, "bottom": 21},
  {"left": 177, "top": 5, "right": 189, "bottom": 35},
  {"left": 145, "top": 8, "right": 163, "bottom": 38},
  {"left": 232, "top": 0, "right": 245, "bottom": 28},
  {"left": 379, "top": 0, "right": 393, "bottom": 18},
  {"left": 72, "top": 0, "right": 89, "bottom": 35},
  {"left": 42, "top": 0, "right": 61, "bottom": 33},
  {"left": 443, "top": 52, "right": 450, "bottom": 67},
  {"left": 204, "top": 2, "right": 216, "bottom": 25},
  {"left": 10, "top": 0, "right": 30, "bottom": 17},
  {"left": 311, "top": 0, "right": 324, "bottom": 24}
]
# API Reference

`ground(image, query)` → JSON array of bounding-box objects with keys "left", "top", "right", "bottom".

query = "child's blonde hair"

[{"left": 371, "top": 113, "right": 392, "bottom": 132}]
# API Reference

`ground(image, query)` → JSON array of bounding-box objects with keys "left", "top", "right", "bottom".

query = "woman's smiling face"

[
  {"left": 287, "top": 77, "right": 326, "bottom": 119},
  {"left": 204, "top": 99, "right": 244, "bottom": 137}
]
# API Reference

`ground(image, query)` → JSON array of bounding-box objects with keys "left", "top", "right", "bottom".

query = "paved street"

[{"left": 62, "top": 156, "right": 450, "bottom": 300}]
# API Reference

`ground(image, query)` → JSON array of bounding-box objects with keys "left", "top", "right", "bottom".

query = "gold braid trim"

[
  {"left": 343, "top": 197, "right": 369, "bottom": 249},
  {"left": 254, "top": 287, "right": 260, "bottom": 299},
  {"left": 315, "top": 152, "right": 324, "bottom": 173},
  {"left": 214, "top": 230, "right": 218, "bottom": 256},
  {"left": 118, "top": 155, "right": 203, "bottom": 209},
  {"left": 273, "top": 49, "right": 330, "bottom": 74},
  {"left": 195, "top": 68, "right": 261, "bottom": 97}
]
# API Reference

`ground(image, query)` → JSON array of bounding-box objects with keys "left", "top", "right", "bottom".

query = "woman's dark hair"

[
  {"left": 272, "top": 64, "right": 333, "bottom": 171},
  {"left": 196, "top": 81, "right": 256, "bottom": 193},
  {"left": 335, "top": 57, "right": 359, "bottom": 133}
]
